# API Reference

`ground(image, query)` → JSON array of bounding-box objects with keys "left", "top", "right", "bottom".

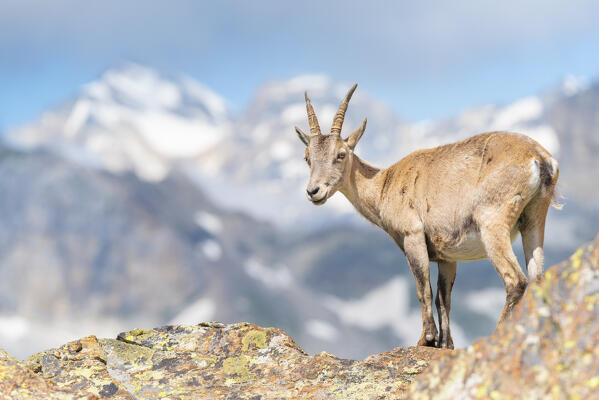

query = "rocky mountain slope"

[{"left": 1, "top": 232, "right": 598, "bottom": 399}]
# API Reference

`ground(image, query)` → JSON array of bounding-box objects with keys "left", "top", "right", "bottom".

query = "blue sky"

[{"left": 1, "top": 0, "right": 599, "bottom": 130}]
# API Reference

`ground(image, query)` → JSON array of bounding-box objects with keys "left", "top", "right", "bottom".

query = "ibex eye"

[{"left": 337, "top": 152, "right": 346, "bottom": 160}]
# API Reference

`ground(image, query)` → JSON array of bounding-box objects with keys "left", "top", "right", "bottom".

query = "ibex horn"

[
  {"left": 331, "top": 83, "right": 358, "bottom": 136},
  {"left": 304, "top": 91, "right": 321, "bottom": 136}
]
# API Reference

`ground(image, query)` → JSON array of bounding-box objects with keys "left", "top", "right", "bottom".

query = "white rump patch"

[{"left": 529, "top": 159, "right": 541, "bottom": 190}]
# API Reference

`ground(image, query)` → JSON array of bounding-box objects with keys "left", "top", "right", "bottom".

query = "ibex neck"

[{"left": 340, "top": 155, "right": 384, "bottom": 226}]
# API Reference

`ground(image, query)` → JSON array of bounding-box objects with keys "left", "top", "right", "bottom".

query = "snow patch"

[
  {"left": 200, "top": 239, "right": 222, "bottom": 261},
  {"left": 282, "top": 103, "right": 308, "bottom": 125},
  {"left": 194, "top": 211, "right": 223, "bottom": 234},
  {"left": 456, "top": 105, "right": 496, "bottom": 128},
  {"left": 526, "top": 125, "right": 560, "bottom": 155},
  {"left": 326, "top": 194, "right": 355, "bottom": 214},
  {"left": 306, "top": 319, "right": 338, "bottom": 342},
  {"left": 135, "top": 112, "right": 225, "bottom": 158},
  {"left": 64, "top": 100, "right": 91, "bottom": 138},
  {"left": 492, "top": 96, "right": 543, "bottom": 128},
  {"left": 279, "top": 75, "right": 331, "bottom": 95},
  {"left": 280, "top": 159, "right": 306, "bottom": 180},
  {"left": 562, "top": 75, "right": 589, "bottom": 97},
  {"left": 325, "top": 277, "right": 412, "bottom": 330},
  {"left": 325, "top": 276, "right": 467, "bottom": 347},
  {"left": 244, "top": 259, "right": 293, "bottom": 289},
  {"left": 102, "top": 63, "right": 182, "bottom": 109},
  {"left": 0, "top": 316, "right": 151, "bottom": 360},
  {"left": 464, "top": 287, "right": 506, "bottom": 316},
  {"left": 170, "top": 298, "right": 216, "bottom": 325},
  {"left": 0, "top": 315, "right": 29, "bottom": 341},
  {"left": 270, "top": 140, "right": 293, "bottom": 161},
  {"left": 181, "top": 77, "right": 229, "bottom": 118}
]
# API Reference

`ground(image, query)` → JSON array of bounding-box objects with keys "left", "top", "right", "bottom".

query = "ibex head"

[{"left": 295, "top": 83, "right": 367, "bottom": 206}]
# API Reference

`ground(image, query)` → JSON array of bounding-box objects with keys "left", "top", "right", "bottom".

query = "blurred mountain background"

[{"left": 1, "top": 63, "right": 598, "bottom": 359}]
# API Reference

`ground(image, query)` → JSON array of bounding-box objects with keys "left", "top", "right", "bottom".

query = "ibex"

[{"left": 295, "top": 84, "right": 559, "bottom": 349}]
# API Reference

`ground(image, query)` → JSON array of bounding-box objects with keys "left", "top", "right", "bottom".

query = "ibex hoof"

[{"left": 417, "top": 332, "right": 438, "bottom": 347}]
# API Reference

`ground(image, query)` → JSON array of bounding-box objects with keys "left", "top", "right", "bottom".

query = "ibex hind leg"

[
  {"left": 480, "top": 221, "right": 528, "bottom": 327},
  {"left": 436, "top": 261, "right": 456, "bottom": 349},
  {"left": 519, "top": 196, "right": 551, "bottom": 284}
]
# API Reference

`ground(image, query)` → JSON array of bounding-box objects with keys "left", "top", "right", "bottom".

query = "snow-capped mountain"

[
  {"left": 5, "top": 63, "right": 232, "bottom": 181},
  {"left": 6, "top": 65, "right": 595, "bottom": 229}
]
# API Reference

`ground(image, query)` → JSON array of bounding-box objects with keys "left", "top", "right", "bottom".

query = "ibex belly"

[{"left": 439, "top": 224, "right": 520, "bottom": 262}]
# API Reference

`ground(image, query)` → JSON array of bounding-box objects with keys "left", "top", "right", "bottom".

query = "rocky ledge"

[
  {"left": 2, "top": 232, "right": 598, "bottom": 399},
  {"left": 1, "top": 322, "right": 449, "bottom": 399}
]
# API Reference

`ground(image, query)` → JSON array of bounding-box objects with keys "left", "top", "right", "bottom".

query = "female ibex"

[{"left": 295, "top": 84, "right": 559, "bottom": 349}]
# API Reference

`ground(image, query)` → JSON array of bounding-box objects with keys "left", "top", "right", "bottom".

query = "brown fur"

[{"left": 296, "top": 86, "right": 559, "bottom": 349}]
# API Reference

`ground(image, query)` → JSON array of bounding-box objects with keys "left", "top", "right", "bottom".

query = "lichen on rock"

[
  {"left": 1, "top": 322, "right": 448, "bottom": 399},
  {"left": 409, "top": 232, "right": 599, "bottom": 399}
]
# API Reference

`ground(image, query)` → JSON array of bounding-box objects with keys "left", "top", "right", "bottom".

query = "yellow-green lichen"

[
  {"left": 125, "top": 328, "right": 152, "bottom": 339},
  {"left": 242, "top": 330, "right": 267, "bottom": 352},
  {"left": 100, "top": 339, "right": 154, "bottom": 369},
  {"left": 333, "top": 380, "right": 402, "bottom": 399},
  {"left": 223, "top": 355, "right": 253, "bottom": 384}
]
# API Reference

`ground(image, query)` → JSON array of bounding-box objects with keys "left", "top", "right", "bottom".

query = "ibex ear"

[
  {"left": 345, "top": 118, "right": 367, "bottom": 150},
  {"left": 295, "top": 126, "right": 310, "bottom": 146}
]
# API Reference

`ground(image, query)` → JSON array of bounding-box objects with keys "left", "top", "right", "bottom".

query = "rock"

[
  {"left": 409, "top": 232, "right": 599, "bottom": 399},
  {"left": 0, "top": 348, "right": 57, "bottom": 400},
  {"left": 24, "top": 335, "right": 133, "bottom": 399},
  {"left": 2, "top": 322, "right": 449, "bottom": 399}
]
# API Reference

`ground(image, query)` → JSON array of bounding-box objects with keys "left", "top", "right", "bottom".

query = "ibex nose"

[{"left": 306, "top": 186, "right": 320, "bottom": 197}]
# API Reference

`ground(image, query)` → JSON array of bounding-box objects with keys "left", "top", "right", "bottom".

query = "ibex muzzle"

[{"left": 295, "top": 83, "right": 560, "bottom": 349}]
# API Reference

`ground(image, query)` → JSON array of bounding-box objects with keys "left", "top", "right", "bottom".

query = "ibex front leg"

[
  {"left": 404, "top": 233, "right": 438, "bottom": 347},
  {"left": 436, "top": 261, "right": 456, "bottom": 349}
]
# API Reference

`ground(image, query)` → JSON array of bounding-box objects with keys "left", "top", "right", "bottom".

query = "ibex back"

[{"left": 295, "top": 84, "right": 559, "bottom": 349}]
